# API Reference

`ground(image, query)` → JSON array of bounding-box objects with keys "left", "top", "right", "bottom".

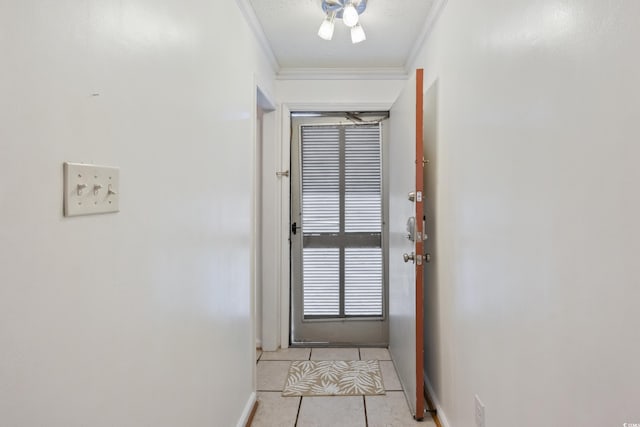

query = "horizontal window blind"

[
  {"left": 300, "top": 124, "right": 383, "bottom": 318},
  {"left": 345, "top": 126, "right": 382, "bottom": 233},
  {"left": 344, "top": 248, "right": 383, "bottom": 316},
  {"left": 303, "top": 248, "right": 340, "bottom": 316},
  {"left": 301, "top": 126, "right": 340, "bottom": 233}
]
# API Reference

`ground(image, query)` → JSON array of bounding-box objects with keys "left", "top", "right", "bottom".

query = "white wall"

[
  {"left": 276, "top": 78, "right": 404, "bottom": 110},
  {"left": 413, "top": 1, "right": 640, "bottom": 426},
  {"left": 0, "top": 1, "right": 274, "bottom": 426}
]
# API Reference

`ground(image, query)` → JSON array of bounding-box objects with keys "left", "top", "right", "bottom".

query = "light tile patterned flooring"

[{"left": 253, "top": 347, "right": 436, "bottom": 427}]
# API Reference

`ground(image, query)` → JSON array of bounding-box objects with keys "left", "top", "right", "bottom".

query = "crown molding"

[
  {"left": 277, "top": 67, "right": 408, "bottom": 81},
  {"left": 405, "top": 0, "right": 448, "bottom": 72},
  {"left": 235, "top": 0, "right": 280, "bottom": 72}
]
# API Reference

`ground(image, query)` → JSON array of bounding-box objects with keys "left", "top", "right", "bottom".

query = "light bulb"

[
  {"left": 317, "top": 11, "right": 335, "bottom": 40},
  {"left": 351, "top": 23, "right": 366, "bottom": 44},
  {"left": 342, "top": 3, "right": 359, "bottom": 27},
  {"left": 317, "top": 12, "right": 335, "bottom": 40}
]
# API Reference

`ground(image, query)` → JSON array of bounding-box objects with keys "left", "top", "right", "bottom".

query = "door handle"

[
  {"left": 403, "top": 252, "right": 415, "bottom": 263},
  {"left": 291, "top": 222, "right": 298, "bottom": 235}
]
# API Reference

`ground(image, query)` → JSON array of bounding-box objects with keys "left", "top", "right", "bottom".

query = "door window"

[{"left": 299, "top": 124, "right": 383, "bottom": 318}]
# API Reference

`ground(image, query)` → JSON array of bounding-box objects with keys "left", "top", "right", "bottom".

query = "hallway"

[
  {"left": 2, "top": 1, "right": 640, "bottom": 426},
  {"left": 252, "top": 348, "right": 436, "bottom": 427}
]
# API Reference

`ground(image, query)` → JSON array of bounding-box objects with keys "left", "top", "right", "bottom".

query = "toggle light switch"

[
  {"left": 77, "top": 183, "right": 87, "bottom": 196},
  {"left": 63, "top": 162, "right": 120, "bottom": 217}
]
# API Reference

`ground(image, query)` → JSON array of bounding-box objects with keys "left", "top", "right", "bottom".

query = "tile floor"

[{"left": 252, "top": 347, "right": 436, "bottom": 427}]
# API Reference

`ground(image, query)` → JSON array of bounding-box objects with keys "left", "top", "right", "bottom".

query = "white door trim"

[
  {"left": 253, "top": 82, "right": 279, "bottom": 352},
  {"left": 278, "top": 103, "right": 291, "bottom": 349}
]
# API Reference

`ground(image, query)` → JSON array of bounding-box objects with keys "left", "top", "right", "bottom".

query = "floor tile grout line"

[
  {"left": 294, "top": 396, "right": 303, "bottom": 427},
  {"left": 363, "top": 395, "right": 369, "bottom": 427}
]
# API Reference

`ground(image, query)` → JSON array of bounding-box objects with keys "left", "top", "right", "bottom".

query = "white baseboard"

[
  {"left": 424, "top": 373, "right": 451, "bottom": 427},
  {"left": 236, "top": 391, "right": 257, "bottom": 427}
]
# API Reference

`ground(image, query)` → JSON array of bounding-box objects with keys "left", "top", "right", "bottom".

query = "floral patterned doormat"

[{"left": 282, "top": 360, "right": 386, "bottom": 396}]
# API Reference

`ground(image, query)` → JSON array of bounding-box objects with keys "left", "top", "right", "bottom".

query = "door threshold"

[{"left": 289, "top": 342, "right": 389, "bottom": 348}]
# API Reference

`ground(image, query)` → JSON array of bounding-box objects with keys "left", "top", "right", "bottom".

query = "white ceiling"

[{"left": 246, "top": 0, "right": 437, "bottom": 71}]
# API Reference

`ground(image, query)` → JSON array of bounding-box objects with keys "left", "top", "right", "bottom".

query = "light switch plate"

[{"left": 63, "top": 162, "right": 120, "bottom": 217}]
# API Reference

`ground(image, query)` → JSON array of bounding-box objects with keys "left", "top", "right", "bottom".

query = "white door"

[{"left": 388, "top": 69, "right": 425, "bottom": 419}]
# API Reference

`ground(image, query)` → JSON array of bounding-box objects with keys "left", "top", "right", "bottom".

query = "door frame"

[
  {"left": 289, "top": 115, "right": 389, "bottom": 346},
  {"left": 253, "top": 83, "right": 278, "bottom": 352},
  {"left": 275, "top": 102, "right": 394, "bottom": 349},
  {"left": 414, "top": 69, "right": 425, "bottom": 419}
]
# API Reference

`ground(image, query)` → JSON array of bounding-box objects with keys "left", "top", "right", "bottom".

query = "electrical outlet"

[{"left": 475, "top": 395, "right": 485, "bottom": 427}]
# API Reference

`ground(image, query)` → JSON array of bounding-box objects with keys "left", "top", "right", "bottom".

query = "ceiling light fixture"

[{"left": 318, "top": 0, "right": 367, "bottom": 44}]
